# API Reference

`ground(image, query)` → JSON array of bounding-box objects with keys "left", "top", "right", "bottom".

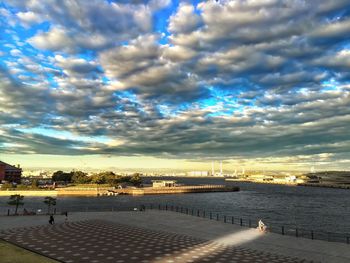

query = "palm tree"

[
  {"left": 8, "top": 194, "right": 24, "bottom": 215},
  {"left": 44, "top": 196, "right": 57, "bottom": 215}
]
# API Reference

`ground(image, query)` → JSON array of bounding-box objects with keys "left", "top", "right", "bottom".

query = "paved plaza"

[
  {"left": 1, "top": 219, "right": 309, "bottom": 263},
  {"left": 0, "top": 210, "right": 349, "bottom": 263}
]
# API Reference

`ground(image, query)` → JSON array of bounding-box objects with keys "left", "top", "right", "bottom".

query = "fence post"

[
  {"left": 158, "top": 204, "right": 161, "bottom": 210},
  {"left": 176, "top": 206, "right": 178, "bottom": 212},
  {"left": 295, "top": 228, "right": 298, "bottom": 237},
  {"left": 281, "top": 226, "right": 284, "bottom": 235},
  {"left": 224, "top": 215, "right": 226, "bottom": 223},
  {"left": 181, "top": 207, "right": 183, "bottom": 213},
  {"left": 191, "top": 209, "right": 194, "bottom": 215},
  {"left": 240, "top": 218, "right": 243, "bottom": 226},
  {"left": 197, "top": 210, "right": 200, "bottom": 217},
  {"left": 311, "top": 230, "right": 314, "bottom": 240},
  {"left": 166, "top": 204, "right": 168, "bottom": 210},
  {"left": 232, "top": 216, "right": 234, "bottom": 224},
  {"left": 210, "top": 212, "right": 212, "bottom": 220},
  {"left": 7, "top": 209, "right": 9, "bottom": 216},
  {"left": 216, "top": 214, "right": 219, "bottom": 221},
  {"left": 186, "top": 208, "right": 188, "bottom": 214},
  {"left": 203, "top": 211, "right": 205, "bottom": 218}
]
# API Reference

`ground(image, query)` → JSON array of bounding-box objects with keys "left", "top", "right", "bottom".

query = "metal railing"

[{"left": 148, "top": 203, "right": 350, "bottom": 245}]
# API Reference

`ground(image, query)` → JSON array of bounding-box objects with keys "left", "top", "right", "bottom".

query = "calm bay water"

[{"left": 1, "top": 177, "right": 350, "bottom": 238}]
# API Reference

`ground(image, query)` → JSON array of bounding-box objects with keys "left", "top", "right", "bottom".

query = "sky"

[{"left": 1, "top": 0, "right": 350, "bottom": 171}]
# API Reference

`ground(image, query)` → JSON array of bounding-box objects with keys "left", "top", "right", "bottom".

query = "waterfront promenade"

[{"left": 0, "top": 210, "right": 349, "bottom": 263}]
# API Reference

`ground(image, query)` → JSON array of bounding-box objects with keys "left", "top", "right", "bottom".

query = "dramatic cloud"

[{"left": 1, "top": 0, "right": 350, "bottom": 169}]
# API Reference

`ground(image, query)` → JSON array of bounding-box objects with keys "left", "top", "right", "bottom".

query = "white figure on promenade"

[{"left": 258, "top": 219, "right": 267, "bottom": 233}]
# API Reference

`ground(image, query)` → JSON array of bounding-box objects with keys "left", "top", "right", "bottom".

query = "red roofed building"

[{"left": 0, "top": 161, "right": 22, "bottom": 184}]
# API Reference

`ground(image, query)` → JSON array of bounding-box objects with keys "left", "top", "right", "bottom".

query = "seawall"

[
  {"left": 0, "top": 190, "right": 57, "bottom": 197},
  {"left": 0, "top": 185, "right": 239, "bottom": 197},
  {"left": 56, "top": 187, "right": 113, "bottom": 196},
  {"left": 112, "top": 185, "right": 239, "bottom": 195}
]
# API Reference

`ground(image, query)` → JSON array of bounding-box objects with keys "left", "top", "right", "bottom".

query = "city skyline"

[{"left": 1, "top": 1, "right": 350, "bottom": 171}]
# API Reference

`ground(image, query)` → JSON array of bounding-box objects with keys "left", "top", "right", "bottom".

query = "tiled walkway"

[{"left": 0, "top": 219, "right": 311, "bottom": 263}]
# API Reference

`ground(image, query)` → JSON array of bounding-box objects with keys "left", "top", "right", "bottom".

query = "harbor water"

[{"left": 1, "top": 177, "right": 350, "bottom": 240}]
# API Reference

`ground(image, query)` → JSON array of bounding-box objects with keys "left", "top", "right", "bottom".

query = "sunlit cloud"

[{"left": 1, "top": 0, "right": 350, "bottom": 169}]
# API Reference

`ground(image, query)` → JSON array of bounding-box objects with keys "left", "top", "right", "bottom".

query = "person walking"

[
  {"left": 258, "top": 219, "right": 267, "bottom": 232},
  {"left": 49, "top": 215, "right": 55, "bottom": 225},
  {"left": 64, "top": 211, "right": 68, "bottom": 222}
]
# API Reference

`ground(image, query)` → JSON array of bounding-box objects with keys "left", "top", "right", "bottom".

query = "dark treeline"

[{"left": 52, "top": 171, "right": 142, "bottom": 187}]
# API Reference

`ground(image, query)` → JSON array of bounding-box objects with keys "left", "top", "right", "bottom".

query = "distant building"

[
  {"left": 0, "top": 161, "right": 22, "bottom": 184},
  {"left": 152, "top": 180, "right": 177, "bottom": 188},
  {"left": 187, "top": 171, "right": 209, "bottom": 177},
  {"left": 285, "top": 175, "right": 297, "bottom": 183}
]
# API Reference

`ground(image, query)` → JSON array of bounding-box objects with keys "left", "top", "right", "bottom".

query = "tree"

[
  {"left": 52, "top": 171, "right": 73, "bottom": 183},
  {"left": 31, "top": 178, "right": 39, "bottom": 189},
  {"left": 43, "top": 196, "right": 56, "bottom": 215},
  {"left": 130, "top": 174, "right": 142, "bottom": 187},
  {"left": 103, "top": 171, "right": 116, "bottom": 185},
  {"left": 71, "top": 171, "right": 91, "bottom": 184},
  {"left": 8, "top": 194, "right": 24, "bottom": 215},
  {"left": 91, "top": 171, "right": 115, "bottom": 184}
]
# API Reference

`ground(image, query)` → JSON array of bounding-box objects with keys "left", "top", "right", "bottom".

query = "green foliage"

[
  {"left": 31, "top": 179, "right": 40, "bottom": 189},
  {"left": 90, "top": 174, "right": 106, "bottom": 184},
  {"left": 51, "top": 170, "right": 143, "bottom": 187},
  {"left": 71, "top": 171, "right": 91, "bottom": 184},
  {"left": 52, "top": 170, "right": 73, "bottom": 183},
  {"left": 90, "top": 171, "right": 115, "bottom": 184},
  {"left": 43, "top": 196, "right": 56, "bottom": 214},
  {"left": 8, "top": 194, "right": 24, "bottom": 215},
  {"left": 15, "top": 184, "right": 29, "bottom": 190},
  {"left": 130, "top": 174, "right": 142, "bottom": 186},
  {"left": 1, "top": 183, "right": 14, "bottom": 190}
]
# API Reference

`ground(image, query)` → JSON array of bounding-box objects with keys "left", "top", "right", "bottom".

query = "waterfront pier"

[{"left": 0, "top": 210, "right": 349, "bottom": 263}]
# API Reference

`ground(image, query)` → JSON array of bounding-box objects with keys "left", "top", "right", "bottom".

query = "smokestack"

[{"left": 211, "top": 161, "right": 215, "bottom": 176}]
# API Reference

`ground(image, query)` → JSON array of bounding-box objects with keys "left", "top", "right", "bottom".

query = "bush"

[
  {"left": 15, "top": 184, "right": 30, "bottom": 190},
  {"left": 0, "top": 183, "right": 15, "bottom": 190}
]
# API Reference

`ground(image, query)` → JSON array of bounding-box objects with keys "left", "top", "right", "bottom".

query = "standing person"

[
  {"left": 65, "top": 211, "right": 68, "bottom": 222},
  {"left": 49, "top": 215, "right": 55, "bottom": 225}
]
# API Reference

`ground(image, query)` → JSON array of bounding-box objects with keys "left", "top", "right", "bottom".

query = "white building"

[
  {"left": 187, "top": 171, "right": 209, "bottom": 177},
  {"left": 152, "top": 180, "right": 177, "bottom": 187}
]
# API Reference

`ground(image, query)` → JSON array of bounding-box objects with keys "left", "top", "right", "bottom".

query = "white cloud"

[
  {"left": 311, "top": 19, "right": 350, "bottom": 38},
  {"left": 17, "top": 11, "right": 44, "bottom": 27},
  {"left": 28, "top": 27, "right": 75, "bottom": 52},
  {"left": 168, "top": 3, "right": 202, "bottom": 34},
  {"left": 10, "top": 49, "right": 22, "bottom": 56}
]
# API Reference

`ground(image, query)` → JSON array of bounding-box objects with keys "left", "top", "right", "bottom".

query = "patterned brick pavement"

[{"left": 0, "top": 219, "right": 313, "bottom": 263}]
